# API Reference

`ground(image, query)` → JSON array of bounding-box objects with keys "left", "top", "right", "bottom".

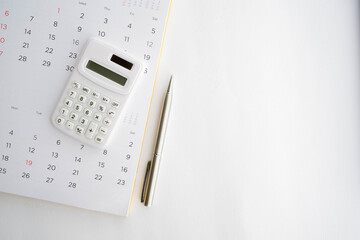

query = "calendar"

[{"left": 0, "top": 0, "right": 171, "bottom": 216}]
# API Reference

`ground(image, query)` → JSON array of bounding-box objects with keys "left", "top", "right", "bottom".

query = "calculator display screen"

[{"left": 86, "top": 60, "right": 127, "bottom": 86}]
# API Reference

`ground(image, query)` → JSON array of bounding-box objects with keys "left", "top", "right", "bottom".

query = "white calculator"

[{"left": 52, "top": 38, "right": 143, "bottom": 148}]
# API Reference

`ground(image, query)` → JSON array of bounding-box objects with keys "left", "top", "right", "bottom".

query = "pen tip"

[{"left": 167, "top": 75, "right": 173, "bottom": 93}]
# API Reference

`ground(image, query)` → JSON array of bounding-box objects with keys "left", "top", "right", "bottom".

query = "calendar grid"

[{"left": 0, "top": 0, "right": 171, "bottom": 216}]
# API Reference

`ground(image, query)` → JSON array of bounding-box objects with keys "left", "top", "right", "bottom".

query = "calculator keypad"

[{"left": 55, "top": 82, "right": 119, "bottom": 145}]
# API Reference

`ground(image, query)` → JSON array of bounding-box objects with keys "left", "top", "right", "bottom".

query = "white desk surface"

[{"left": 1, "top": 0, "right": 360, "bottom": 239}]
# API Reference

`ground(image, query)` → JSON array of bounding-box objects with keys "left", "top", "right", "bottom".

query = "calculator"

[{"left": 52, "top": 38, "right": 143, "bottom": 148}]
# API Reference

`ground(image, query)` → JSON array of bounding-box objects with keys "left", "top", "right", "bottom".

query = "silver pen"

[{"left": 141, "top": 76, "right": 173, "bottom": 207}]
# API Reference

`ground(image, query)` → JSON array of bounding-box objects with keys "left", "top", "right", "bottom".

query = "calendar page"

[{"left": 0, "top": 0, "right": 171, "bottom": 216}]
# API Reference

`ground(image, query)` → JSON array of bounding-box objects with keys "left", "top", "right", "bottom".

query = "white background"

[{"left": 1, "top": 0, "right": 360, "bottom": 239}]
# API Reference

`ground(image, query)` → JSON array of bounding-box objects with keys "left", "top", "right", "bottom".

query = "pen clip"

[{"left": 141, "top": 160, "right": 151, "bottom": 203}]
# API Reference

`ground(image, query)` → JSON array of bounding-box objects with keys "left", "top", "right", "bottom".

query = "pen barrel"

[
  {"left": 144, "top": 90, "right": 172, "bottom": 206},
  {"left": 153, "top": 92, "right": 172, "bottom": 155}
]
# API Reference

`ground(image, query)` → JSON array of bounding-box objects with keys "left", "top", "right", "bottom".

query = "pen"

[{"left": 141, "top": 76, "right": 173, "bottom": 207}]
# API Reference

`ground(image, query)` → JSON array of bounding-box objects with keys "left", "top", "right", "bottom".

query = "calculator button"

[
  {"left": 84, "top": 108, "right": 92, "bottom": 117},
  {"left": 85, "top": 122, "right": 98, "bottom": 139},
  {"left": 92, "top": 91, "right": 100, "bottom": 98},
  {"left": 94, "top": 113, "right": 102, "bottom": 122},
  {"left": 95, "top": 135, "right": 104, "bottom": 144},
  {"left": 68, "top": 90, "right": 77, "bottom": 98},
  {"left": 69, "top": 112, "right": 79, "bottom": 121},
  {"left": 55, "top": 116, "right": 65, "bottom": 125},
  {"left": 65, "top": 121, "right": 75, "bottom": 130},
  {"left": 72, "top": 82, "right": 81, "bottom": 89},
  {"left": 99, "top": 127, "right": 108, "bottom": 135},
  {"left": 82, "top": 86, "right": 90, "bottom": 94},
  {"left": 60, "top": 108, "right": 69, "bottom": 116},
  {"left": 64, "top": 99, "right": 73, "bottom": 107},
  {"left": 103, "top": 118, "right": 112, "bottom": 126},
  {"left": 102, "top": 96, "right": 110, "bottom": 104},
  {"left": 74, "top": 104, "right": 83, "bottom": 112},
  {"left": 79, "top": 117, "right": 88, "bottom": 126},
  {"left": 107, "top": 110, "right": 116, "bottom": 118},
  {"left": 79, "top": 95, "right": 86, "bottom": 103},
  {"left": 88, "top": 100, "right": 96, "bottom": 108},
  {"left": 75, "top": 125, "right": 85, "bottom": 135},
  {"left": 98, "top": 104, "right": 106, "bottom": 113},
  {"left": 111, "top": 101, "right": 120, "bottom": 108}
]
